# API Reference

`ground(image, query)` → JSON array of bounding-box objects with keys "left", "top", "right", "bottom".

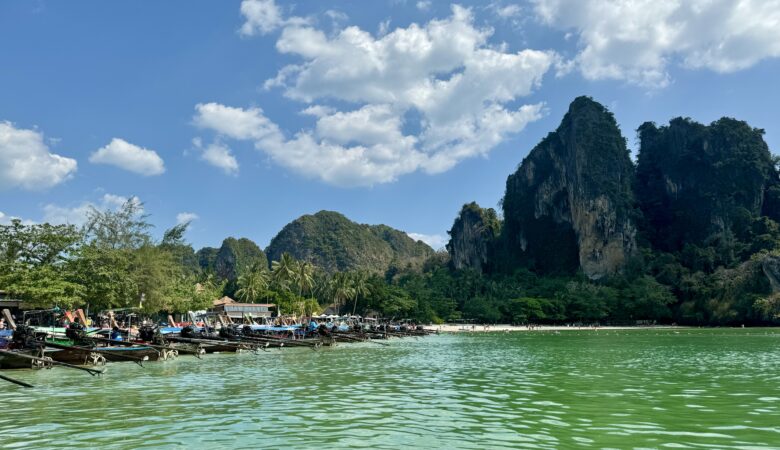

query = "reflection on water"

[{"left": 2, "top": 329, "right": 780, "bottom": 449}]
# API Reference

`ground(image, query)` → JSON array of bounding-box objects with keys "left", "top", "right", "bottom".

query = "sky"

[{"left": 2, "top": 0, "right": 780, "bottom": 251}]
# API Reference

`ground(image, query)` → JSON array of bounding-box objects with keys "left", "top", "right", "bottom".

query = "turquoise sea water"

[{"left": 2, "top": 328, "right": 780, "bottom": 449}]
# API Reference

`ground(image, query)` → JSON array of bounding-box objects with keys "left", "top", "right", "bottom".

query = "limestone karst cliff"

[
  {"left": 213, "top": 237, "right": 267, "bottom": 280},
  {"left": 636, "top": 117, "right": 780, "bottom": 253},
  {"left": 501, "top": 96, "right": 638, "bottom": 279},
  {"left": 446, "top": 202, "right": 500, "bottom": 273}
]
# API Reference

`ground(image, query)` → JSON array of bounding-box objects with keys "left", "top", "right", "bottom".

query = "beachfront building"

[{"left": 210, "top": 296, "right": 276, "bottom": 321}]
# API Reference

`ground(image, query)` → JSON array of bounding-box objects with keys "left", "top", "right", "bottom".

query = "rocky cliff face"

[
  {"left": 636, "top": 117, "right": 778, "bottom": 252},
  {"left": 196, "top": 247, "right": 218, "bottom": 271},
  {"left": 213, "top": 237, "right": 267, "bottom": 280},
  {"left": 501, "top": 96, "right": 637, "bottom": 279},
  {"left": 265, "top": 211, "right": 433, "bottom": 274},
  {"left": 761, "top": 255, "right": 780, "bottom": 293},
  {"left": 446, "top": 202, "right": 500, "bottom": 272}
]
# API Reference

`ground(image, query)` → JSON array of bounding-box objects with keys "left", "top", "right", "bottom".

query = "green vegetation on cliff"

[
  {"left": 501, "top": 96, "right": 638, "bottom": 278},
  {"left": 441, "top": 97, "right": 780, "bottom": 325},
  {"left": 636, "top": 117, "right": 779, "bottom": 255},
  {"left": 446, "top": 202, "right": 500, "bottom": 273},
  {"left": 214, "top": 237, "right": 267, "bottom": 280},
  {"left": 3, "top": 96, "right": 780, "bottom": 326},
  {"left": 265, "top": 210, "right": 433, "bottom": 274}
]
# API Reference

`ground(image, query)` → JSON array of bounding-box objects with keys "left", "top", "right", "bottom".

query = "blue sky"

[{"left": 2, "top": 0, "right": 779, "bottom": 251}]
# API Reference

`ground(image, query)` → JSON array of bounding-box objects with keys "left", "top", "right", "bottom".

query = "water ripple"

[{"left": 1, "top": 329, "right": 780, "bottom": 449}]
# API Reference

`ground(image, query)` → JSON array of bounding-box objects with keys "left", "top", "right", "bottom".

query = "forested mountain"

[
  {"left": 445, "top": 96, "right": 780, "bottom": 325},
  {"left": 636, "top": 117, "right": 779, "bottom": 254},
  {"left": 3, "top": 96, "right": 780, "bottom": 326},
  {"left": 195, "top": 238, "right": 267, "bottom": 281},
  {"left": 265, "top": 210, "right": 433, "bottom": 274}
]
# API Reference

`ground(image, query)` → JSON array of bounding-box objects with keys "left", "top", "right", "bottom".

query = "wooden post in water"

[{"left": 2, "top": 309, "right": 16, "bottom": 330}]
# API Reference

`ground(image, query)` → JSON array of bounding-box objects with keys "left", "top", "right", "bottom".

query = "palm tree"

[
  {"left": 329, "top": 272, "right": 354, "bottom": 316},
  {"left": 271, "top": 252, "right": 297, "bottom": 315},
  {"left": 292, "top": 261, "right": 316, "bottom": 316},
  {"left": 293, "top": 261, "right": 315, "bottom": 298},
  {"left": 351, "top": 271, "right": 371, "bottom": 316},
  {"left": 235, "top": 264, "right": 270, "bottom": 303}
]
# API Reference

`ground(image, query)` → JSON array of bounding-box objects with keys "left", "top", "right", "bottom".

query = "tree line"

[{"left": 3, "top": 199, "right": 779, "bottom": 325}]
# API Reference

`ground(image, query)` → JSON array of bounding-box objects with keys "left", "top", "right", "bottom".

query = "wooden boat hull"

[
  {"left": 0, "top": 350, "right": 36, "bottom": 370},
  {"left": 47, "top": 346, "right": 160, "bottom": 364},
  {"left": 201, "top": 342, "right": 244, "bottom": 353},
  {"left": 0, "top": 348, "right": 58, "bottom": 370}
]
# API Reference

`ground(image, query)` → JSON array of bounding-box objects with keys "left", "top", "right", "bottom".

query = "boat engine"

[
  {"left": 138, "top": 325, "right": 157, "bottom": 342},
  {"left": 11, "top": 325, "right": 41, "bottom": 349},
  {"left": 65, "top": 321, "right": 87, "bottom": 342},
  {"left": 181, "top": 324, "right": 202, "bottom": 338},
  {"left": 219, "top": 325, "right": 242, "bottom": 339}
]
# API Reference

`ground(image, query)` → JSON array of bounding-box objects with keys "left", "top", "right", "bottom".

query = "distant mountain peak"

[{"left": 266, "top": 211, "right": 434, "bottom": 273}]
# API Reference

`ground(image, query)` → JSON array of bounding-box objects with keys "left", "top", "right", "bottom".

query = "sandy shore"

[{"left": 424, "top": 324, "right": 682, "bottom": 333}]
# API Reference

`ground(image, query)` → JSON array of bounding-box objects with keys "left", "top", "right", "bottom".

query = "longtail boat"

[
  {"left": 0, "top": 348, "right": 47, "bottom": 370},
  {"left": 44, "top": 340, "right": 160, "bottom": 365},
  {"left": 0, "top": 326, "right": 55, "bottom": 369}
]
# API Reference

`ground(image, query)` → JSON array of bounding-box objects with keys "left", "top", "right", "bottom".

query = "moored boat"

[{"left": 43, "top": 338, "right": 160, "bottom": 364}]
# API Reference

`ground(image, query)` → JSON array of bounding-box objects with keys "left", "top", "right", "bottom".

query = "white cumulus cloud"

[
  {"left": 407, "top": 232, "right": 446, "bottom": 250},
  {"left": 43, "top": 193, "right": 142, "bottom": 226},
  {"left": 89, "top": 138, "right": 165, "bottom": 176},
  {"left": 194, "top": 138, "right": 239, "bottom": 176},
  {"left": 194, "top": 103, "right": 279, "bottom": 141},
  {"left": 176, "top": 212, "right": 199, "bottom": 224},
  {"left": 0, "top": 121, "right": 77, "bottom": 191},
  {"left": 494, "top": 4, "right": 522, "bottom": 19},
  {"left": 197, "top": 3, "right": 553, "bottom": 187},
  {"left": 416, "top": 1, "right": 432, "bottom": 11},
  {"left": 533, "top": 0, "right": 780, "bottom": 88},
  {"left": 239, "top": 0, "right": 308, "bottom": 36}
]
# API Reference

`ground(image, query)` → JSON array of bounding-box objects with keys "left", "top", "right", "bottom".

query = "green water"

[{"left": 2, "top": 329, "right": 780, "bottom": 449}]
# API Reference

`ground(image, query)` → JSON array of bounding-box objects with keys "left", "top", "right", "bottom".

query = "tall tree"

[
  {"left": 83, "top": 198, "right": 151, "bottom": 250},
  {"left": 328, "top": 272, "right": 354, "bottom": 316},
  {"left": 350, "top": 271, "right": 371, "bottom": 315},
  {"left": 0, "top": 219, "right": 84, "bottom": 308},
  {"left": 293, "top": 261, "right": 316, "bottom": 298},
  {"left": 235, "top": 264, "right": 271, "bottom": 303},
  {"left": 271, "top": 252, "right": 297, "bottom": 315}
]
